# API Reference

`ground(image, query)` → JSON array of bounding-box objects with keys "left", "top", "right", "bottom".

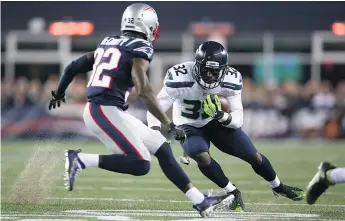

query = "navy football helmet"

[{"left": 194, "top": 41, "right": 228, "bottom": 89}]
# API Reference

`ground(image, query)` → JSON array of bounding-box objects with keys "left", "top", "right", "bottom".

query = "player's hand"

[
  {"left": 48, "top": 90, "right": 66, "bottom": 110},
  {"left": 203, "top": 95, "right": 223, "bottom": 119},
  {"left": 167, "top": 123, "right": 186, "bottom": 143},
  {"left": 179, "top": 152, "right": 191, "bottom": 165}
]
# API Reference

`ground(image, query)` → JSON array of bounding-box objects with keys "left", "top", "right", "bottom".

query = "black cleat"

[
  {"left": 227, "top": 188, "right": 246, "bottom": 212},
  {"left": 306, "top": 162, "right": 336, "bottom": 205},
  {"left": 273, "top": 183, "right": 305, "bottom": 201}
]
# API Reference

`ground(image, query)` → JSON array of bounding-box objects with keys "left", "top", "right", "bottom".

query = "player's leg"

[
  {"left": 179, "top": 124, "right": 242, "bottom": 211},
  {"left": 306, "top": 162, "right": 344, "bottom": 205},
  {"left": 124, "top": 115, "right": 234, "bottom": 217},
  {"left": 64, "top": 102, "right": 151, "bottom": 191},
  {"left": 206, "top": 123, "right": 304, "bottom": 201}
]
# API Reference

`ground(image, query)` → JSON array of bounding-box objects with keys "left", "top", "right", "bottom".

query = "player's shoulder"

[
  {"left": 220, "top": 66, "right": 243, "bottom": 91},
  {"left": 164, "top": 61, "right": 195, "bottom": 89},
  {"left": 126, "top": 36, "right": 154, "bottom": 61},
  {"left": 98, "top": 35, "right": 154, "bottom": 61}
]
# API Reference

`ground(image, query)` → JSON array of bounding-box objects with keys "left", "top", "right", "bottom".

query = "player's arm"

[
  {"left": 147, "top": 86, "right": 175, "bottom": 130},
  {"left": 203, "top": 68, "right": 244, "bottom": 128},
  {"left": 223, "top": 93, "right": 244, "bottom": 128},
  {"left": 56, "top": 51, "right": 95, "bottom": 95},
  {"left": 131, "top": 57, "right": 172, "bottom": 127},
  {"left": 49, "top": 51, "right": 94, "bottom": 110},
  {"left": 203, "top": 93, "right": 243, "bottom": 129}
]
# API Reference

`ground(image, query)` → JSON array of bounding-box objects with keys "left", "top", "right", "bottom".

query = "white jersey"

[{"left": 147, "top": 61, "right": 244, "bottom": 128}]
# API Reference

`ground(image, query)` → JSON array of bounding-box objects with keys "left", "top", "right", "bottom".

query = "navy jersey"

[{"left": 86, "top": 35, "right": 154, "bottom": 109}]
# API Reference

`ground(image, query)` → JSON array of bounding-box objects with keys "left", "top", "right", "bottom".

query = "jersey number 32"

[{"left": 87, "top": 48, "right": 122, "bottom": 88}]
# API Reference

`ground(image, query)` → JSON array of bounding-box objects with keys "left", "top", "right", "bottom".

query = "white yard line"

[
  {"left": 1, "top": 209, "right": 321, "bottom": 220},
  {"left": 76, "top": 177, "right": 309, "bottom": 186},
  {"left": 3, "top": 184, "right": 342, "bottom": 196},
  {"left": 48, "top": 197, "right": 345, "bottom": 207}
]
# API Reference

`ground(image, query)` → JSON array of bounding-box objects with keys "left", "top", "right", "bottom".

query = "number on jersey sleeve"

[{"left": 87, "top": 48, "right": 122, "bottom": 88}]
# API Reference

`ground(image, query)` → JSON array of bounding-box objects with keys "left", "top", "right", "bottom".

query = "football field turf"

[{"left": 1, "top": 140, "right": 345, "bottom": 220}]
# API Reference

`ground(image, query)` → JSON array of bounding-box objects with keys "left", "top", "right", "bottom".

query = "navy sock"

[
  {"left": 251, "top": 154, "right": 276, "bottom": 181},
  {"left": 99, "top": 154, "right": 150, "bottom": 176},
  {"left": 198, "top": 158, "right": 229, "bottom": 188},
  {"left": 154, "top": 142, "right": 191, "bottom": 192}
]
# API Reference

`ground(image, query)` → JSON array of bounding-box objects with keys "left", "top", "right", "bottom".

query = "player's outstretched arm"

[
  {"left": 49, "top": 52, "right": 94, "bottom": 110},
  {"left": 147, "top": 87, "right": 175, "bottom": 130},
  {"left": 131, "top": 57, "right": 171, "bottom": 126},
  {"left": 132, "top": 58, "right": 185, "bottom": 141}
]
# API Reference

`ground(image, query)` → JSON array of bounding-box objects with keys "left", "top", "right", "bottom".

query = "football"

[{"left": 218, "top": 95, "right": 231, "bottom": 113}]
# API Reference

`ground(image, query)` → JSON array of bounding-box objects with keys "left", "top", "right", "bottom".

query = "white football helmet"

[{"left": 121, "top": 3, "right": 160, "bottom": 44}]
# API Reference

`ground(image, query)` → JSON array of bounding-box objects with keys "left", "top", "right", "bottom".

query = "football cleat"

[
  {"left": 64, "top": 149, "right": 84, "bottom": 191},
  {"left": 306, "top": 162, "right": 336, "bottom": 205},
  {"left": 193, "top": 194, "right": 234, "bottom": 218},
  {"left": 272, "top": 183, "right": 305, "bottom": 201},
  {"left": 227, "top": 188, "right": 246, "bottom": 212}
]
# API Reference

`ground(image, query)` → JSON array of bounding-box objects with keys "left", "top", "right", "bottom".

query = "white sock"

[
  {"left": 185, "top": 187, "right": 205, "bottom": 205},
  {"left": 269, "top": 176, "right": 281, "bottom": 188},
  {"left": 328, "top": 168, "right": 345, "bottom": 184},
  {"left": 78, "top": 153, "right": 99, "bottom": 168},
  {"left": 223, "top": 181, "right": 237, "bottom": 192}
]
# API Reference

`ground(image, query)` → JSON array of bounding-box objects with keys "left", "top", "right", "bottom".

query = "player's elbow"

[
  {"left": 230, "top": 111, "right": 243, "bottom": 129},
  {"left": 137, "top": 85, "right": 152, "bottom": 99},
  {"left": 234, "top": 117, "right": 243, "bottom": 129}
]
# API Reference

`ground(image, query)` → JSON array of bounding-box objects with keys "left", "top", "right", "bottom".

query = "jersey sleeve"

[
  {"left": 225, "top": 93, "right": 244, "bottom": 129},
  {"left": 129, "top": 40, "right": 154, "bottom": 62},
  {"left": 221, "top": 67, "right": 243, "bottom": 97},
  {"left": 220, "top": 67, "right": 244, "bottom": 128},
  {"left": 162, "top": 69, "right": 183, "bottom": 100}
]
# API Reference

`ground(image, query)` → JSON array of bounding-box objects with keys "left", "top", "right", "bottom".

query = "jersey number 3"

[
  {"left": 87, "top": 48, "right": 122, "bottom": 88},
  {"left": 182, "top": 100, "right": 209, "bottom": 120}
]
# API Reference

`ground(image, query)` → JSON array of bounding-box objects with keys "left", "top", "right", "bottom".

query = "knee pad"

[
  {"left": 248, "top": 152, "right": 263, "bottom": 166},
  {"left": 155, "top": 142, "right": 174, "bottom": 161},
  {"left": 135, "top": 160, "right": 151, "bottom": 176},
  {"left": 182, "top": 136, "right": 209, "bottom": 157},
  {"left": 194, "top": 152, "right": 212, "bottom": 167},
  {"left": 256, "top": 152, "right": 263, "bottom": 164}
]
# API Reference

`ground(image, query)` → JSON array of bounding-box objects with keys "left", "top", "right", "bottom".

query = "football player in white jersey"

[{"left": 148, "top": 41, "right": 305, "bottom": 211}]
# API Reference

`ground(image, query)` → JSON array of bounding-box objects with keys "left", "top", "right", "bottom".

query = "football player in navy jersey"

[{"left": 48, "top": 3, "right": 233, "bottom": 217}]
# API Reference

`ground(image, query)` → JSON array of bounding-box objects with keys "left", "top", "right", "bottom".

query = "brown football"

[{"left": 218, "top": 95, "right": 231, "bottom": 113}]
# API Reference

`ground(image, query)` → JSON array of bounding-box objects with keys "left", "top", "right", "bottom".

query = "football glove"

[
  {"left": 167, "top": 123, "right": 186, "bottom": 143},
  {"left": 49, "top": 90, "right": 66, "bottom": 110},
  {"left": 203, "top": 95, "right": 224, "bottom": 120}
]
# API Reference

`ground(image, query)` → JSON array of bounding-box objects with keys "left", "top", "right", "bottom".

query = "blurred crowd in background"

[
  {"left": 2, "top": 2, "right": 345, "bottom": 141},
  {"left": 2, "top": 74, "right": 345, "bottom": 140}
]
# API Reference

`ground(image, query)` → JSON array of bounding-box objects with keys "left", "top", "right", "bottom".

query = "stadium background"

[
  {"left": 1, "top": 2, "right": 345, "bottom": 220},
  {"left": 2, "top": 1, "right": 345, "bottom": 141}
]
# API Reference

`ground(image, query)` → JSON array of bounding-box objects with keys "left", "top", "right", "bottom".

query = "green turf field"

[{"left": 1, "top": 140, "right": 345, "bottom": 220}]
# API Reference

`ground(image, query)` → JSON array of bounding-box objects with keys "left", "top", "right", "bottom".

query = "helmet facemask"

[{"left": 194, "top": 62, "right": 227, "bottom": 89}]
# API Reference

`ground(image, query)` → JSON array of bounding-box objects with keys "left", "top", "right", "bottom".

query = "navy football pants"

[{"left": 180, "top": 120, "right": 259, "bottom": 165}]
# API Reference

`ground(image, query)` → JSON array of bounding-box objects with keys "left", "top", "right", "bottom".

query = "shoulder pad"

[
  {"left": 127, "top": 39, "right": 154, "bottom": 62},
  {"left": 164, "top": 62, "right": 195, "bottom": 88},
  {"left": 165, "top": 62, "right": 194, "bottom": 81},
  {"left": 220, "top": 67, "right": 243, "bottom": 91}
]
